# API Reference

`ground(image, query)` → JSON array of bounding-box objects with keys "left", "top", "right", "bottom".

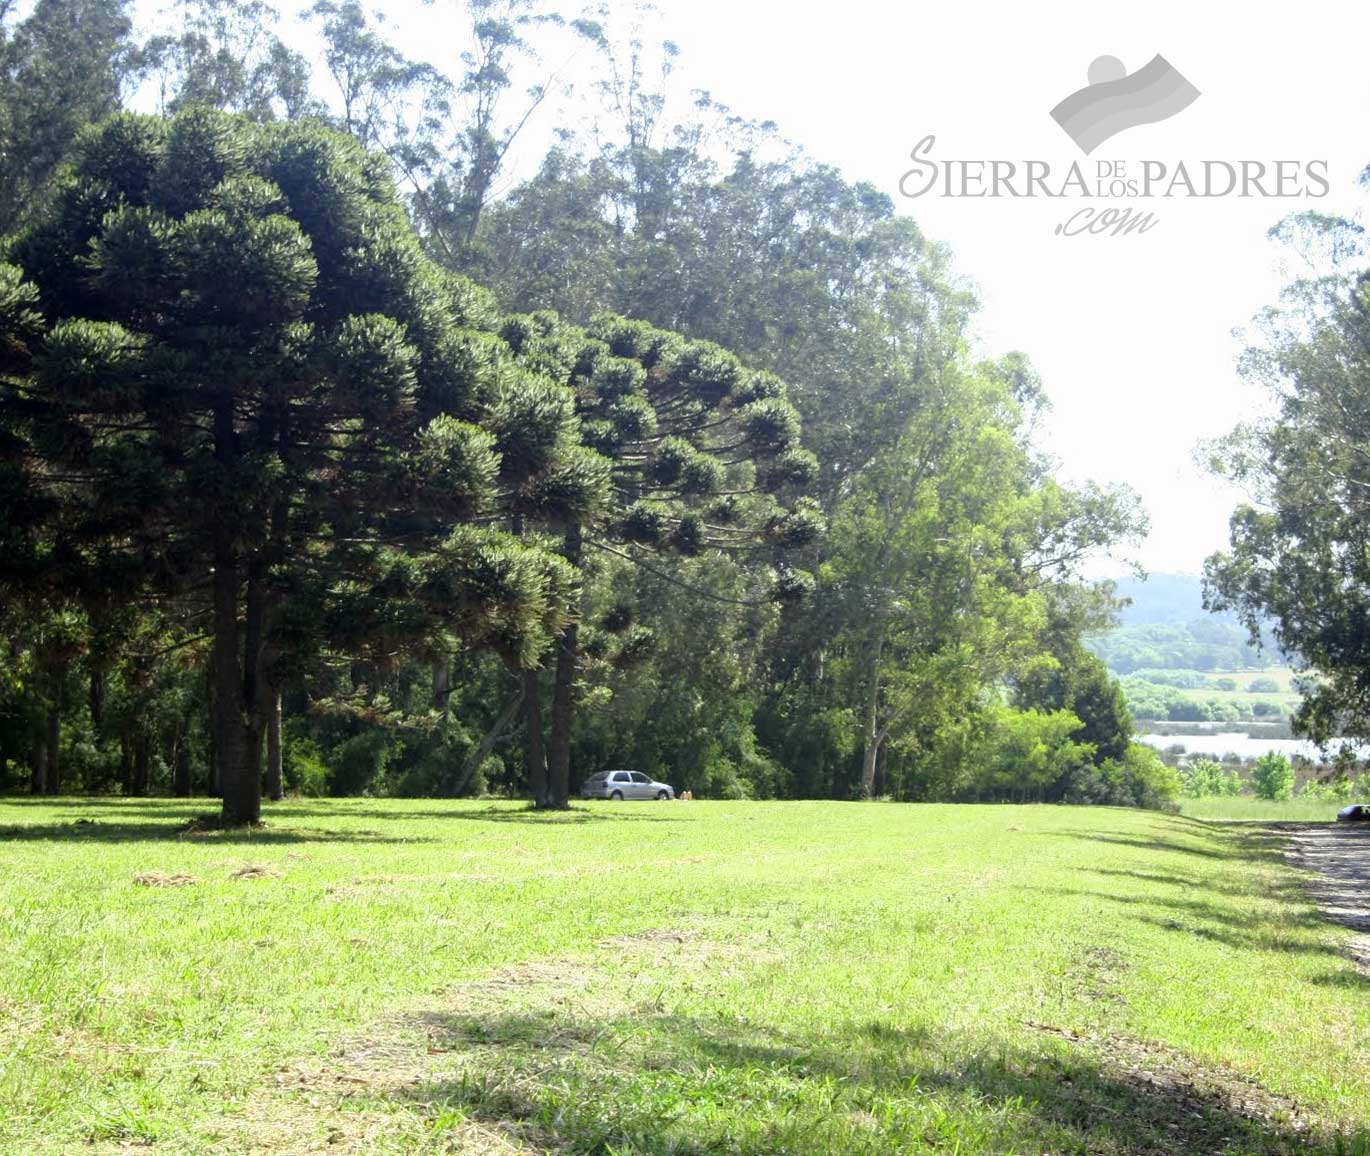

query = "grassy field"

[
  {"left": 1, "top": 798, "right": 1367, "bottom": 1155},
  {"left": 1200, "top": 667, "right": 1304, "bottom": 703},
  {"left": 1178, "top": 796, "right": 1354, "bottom": 823}
]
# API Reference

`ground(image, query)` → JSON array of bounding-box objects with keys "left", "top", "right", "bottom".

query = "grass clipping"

[{"left": 133, "top": 871, "right": 200, "bottom": 888}]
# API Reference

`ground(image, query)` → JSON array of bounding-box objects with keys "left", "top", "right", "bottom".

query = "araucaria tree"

[
  {"left": 0, "top": 109, "right": 602, "bottom": 823},
  {"left": 499, "top": 311, "right": 820, "bottom": 808}
]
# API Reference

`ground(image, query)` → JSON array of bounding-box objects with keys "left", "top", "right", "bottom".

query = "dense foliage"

[
  {"left": 1206, "top": 210, "right": 1370, "bottom": 749},
  {"left": 0, "top": 0, "right": 1171, "bottom": 813}
]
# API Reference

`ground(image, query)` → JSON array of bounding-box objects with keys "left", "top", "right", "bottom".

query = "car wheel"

[
  {"left": 610, "top": 790, "right": 623, "bottom": 801},
  {"left": 657, "top": 790, "right": 669, "bottom": 800}
]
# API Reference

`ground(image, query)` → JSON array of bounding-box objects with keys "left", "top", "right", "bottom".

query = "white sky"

[
  {"left": 154, "top": 0, "right": 1370, "bottom": 575},
  {"left": 629, "top": 0, "right": 1370, "bottom": 575}
]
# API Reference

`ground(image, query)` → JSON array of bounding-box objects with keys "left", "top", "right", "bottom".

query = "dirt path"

[{"left": 1282, "top": 823, "right": 1370, "bottom": 972}]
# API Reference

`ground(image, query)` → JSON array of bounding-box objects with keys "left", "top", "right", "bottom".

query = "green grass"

[
  {"left": 1, "top": 797, "right": 1366, "bottom": 1155},
  {"left": 1178, "top": 795, "right": 1354, "bottom": 822},
  {"left": 1175, "top": 667, "right": 1303, "bottom": 711}
]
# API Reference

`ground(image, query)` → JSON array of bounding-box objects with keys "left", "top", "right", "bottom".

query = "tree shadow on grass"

[
  {"left": 0, "top": 815, "right": 430, "bottom": 844},
  {"left": 1050, "top": 822, "right": 1290, "bottom": 867},
  {"left": 0, "top": 796, "right": 685, "bottom": 837},
  {"left": 386, "top": 1007, "right": 1355, "bottom": 1155},
  {"left": 1085, "top": 866, "right": 1306, "bottom": 902},
  {"left": 1036, "top": 884, "right": 1341, "bottom": 962},
  {"left": 263, "top": 803, "right": 690, "bottom": 825}
]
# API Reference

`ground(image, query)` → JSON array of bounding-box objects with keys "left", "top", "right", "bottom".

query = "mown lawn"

[{"left": 1, "top": 798, "right": 1366, "bottom": 1155}]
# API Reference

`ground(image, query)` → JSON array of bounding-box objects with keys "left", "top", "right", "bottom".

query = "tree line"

[{"left": 1, "top": 0, "right": 1183, "bottom": 820}]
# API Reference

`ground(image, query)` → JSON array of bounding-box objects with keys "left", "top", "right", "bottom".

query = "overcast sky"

[
  {"left": 281, "top": 0, "right": 1370, "bottom": 574},
  {"left": 635, "top": 0, "right": 1370, "bottom": 575}
]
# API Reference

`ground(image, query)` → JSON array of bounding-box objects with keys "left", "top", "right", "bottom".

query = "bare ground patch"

[{"left": 133, "top": 871, "right": 201, "bottom": 887}]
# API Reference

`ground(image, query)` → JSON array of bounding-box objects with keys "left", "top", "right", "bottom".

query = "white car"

[{"left": 580, "top": 770, "right": 675, "bottom": 801}]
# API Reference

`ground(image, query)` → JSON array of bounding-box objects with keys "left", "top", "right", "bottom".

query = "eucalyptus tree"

[
  {"left": 1206, "top": 209, "right": 1370, "bottom": 747},
  {"left": 0, "top": 0, "right": 136, "bottom": 234},
  {"left": 0, "top": 109, "right": 605, "bottom": 822},
  {"left": 778, "top": 357, "right": 1143, "bottom": 800},
  {"left": 307, "top": 0, "right": 565, "bottom": 268},
  {"left": 140, "top": 0, "right": 318, "bottom": 120}
]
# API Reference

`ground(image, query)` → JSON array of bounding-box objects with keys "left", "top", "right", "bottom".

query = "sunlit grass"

[
  {"left": 0, "top": 797, "right": 1365, "bottom": 1154},
  {"left": 1179, "top": 795, "right": 1356, "bottom": 822}
]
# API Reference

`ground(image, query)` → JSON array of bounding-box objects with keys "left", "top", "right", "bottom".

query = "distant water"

[{"left": 1138, "top": 732, "right": 1367, "bottom": 762}]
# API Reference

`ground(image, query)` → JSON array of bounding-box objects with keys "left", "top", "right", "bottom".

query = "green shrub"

[
  {"left": 1181, "top": 758, "right": 1242, "bottom": 797},
  {"left": 330, "top": 729, "right": 394, "bottom": 795},
  {"left": 470, "top": 754, "right": 502, "bottom": 798},
  {"left": 1299, "top": 776, "right": 1357, "bottom": 803},
  {"left": 1251, "top": 752, "right": 1294, "bottom": 801},
  {"left": 283, "top": 733, "right": 329, "bottom": 797},
  {"left": 702, "top": 758, "right": 752, "bottom": 800}
]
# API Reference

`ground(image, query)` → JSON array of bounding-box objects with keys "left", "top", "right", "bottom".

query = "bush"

[
  {"left": 1299, "top": 776, "right": 1357, "bottom": 803},
  {"left": 1181, "top": 758, "right": 1242, "bottom": 797},
  {"left": 1119, "top": 744, "right": 1183, "bottom": 810},
  {"left": 701, "top": 758, "right": 752, "bottom": 800},
  {"left": 1247, "top": 677, "right": 1281, "bottom": 693},
  {"left": 1058, "top": 743, "right": 1179, "bottom": 810},
  {"left": 1251, "top": 752, "right": 1294, "bottom": 801},
  {"left": 329, "top": 729, "right": 395, "bottom": 795},
  {"left": 283, "top": 733, "right": 329, "bottom": 797}
]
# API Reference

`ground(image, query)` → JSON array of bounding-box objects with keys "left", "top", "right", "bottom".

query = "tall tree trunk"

[
  {"left": 119, "top": 732, "right": 133, "bottom": 794},
  {"left": 205, "top": 662, "right": 219, "bottom": 797},
  {"left": 30, "top": 736, "right": 45, "bottom": 795},
  {"left": 511, "top": 513, "right": 552, "bottom": 808},
  {"left": 212, "top": 396, "right": 259, "bottom": 826},
  {"left": 265, "top": 687, "right": 283, "bottom": 802},
  {"left": 89, "top": 665, "right": 104, "bottom": 728},
  {"left": 523, "top": 668, "right": 550, "bottom": 808},
  {"left": 545, "top": 523, "right": 582, "bottom": 810},
  {"left": 432, "top": 656, "right": 451, "bottom": 720},
  {"left": 131, "top": 729, "right": 150, "bottom": 796},
  {"left": 172, "top": 703, "right": 193, "bottom": 798},
  {"left": 44, "top": 664, "right": 62, "bottom": 795},
  {"left": 860, "top": 632, "right": 885, "bottom": 799},
  {"left": 211, "top": 545, "right": 255, "bottom": 823}
]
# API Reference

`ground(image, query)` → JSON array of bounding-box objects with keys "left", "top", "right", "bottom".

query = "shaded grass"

[{"left": 1, "top": 797, "right": 1367, "bottom": 1154}]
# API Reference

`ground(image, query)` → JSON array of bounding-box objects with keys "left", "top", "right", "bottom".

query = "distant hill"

[
  {"left": 1086, "top": 573, "right": 1275, "bottom": 674},
  {"left": 1111, "top": 573, "right": 1239, "bottom": 627}
]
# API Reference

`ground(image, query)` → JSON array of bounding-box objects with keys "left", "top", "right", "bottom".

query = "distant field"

[
  {"left": 1, "top": 797, "right": 1368, "bottom": 1155},
  {"left": 1196, "top": 667, "right": 1304, "bottom": 707},
  {"left": 1125, "top": 666, "right": 1305, "bottom": 727}
]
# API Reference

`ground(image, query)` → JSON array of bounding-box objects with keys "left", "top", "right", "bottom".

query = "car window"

[
  {"left": 612, "top": 772, "right": 631, "bottom": 783},
  {"left": 631, "top": 772, "right": 651, "bottom": 783}
]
